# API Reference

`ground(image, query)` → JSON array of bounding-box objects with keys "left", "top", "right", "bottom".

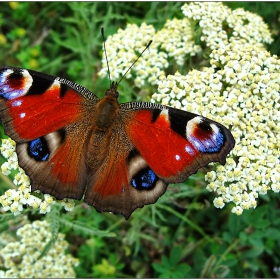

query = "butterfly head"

[{"left": 105, "top": 81, "right": 119, "bottom": 99}]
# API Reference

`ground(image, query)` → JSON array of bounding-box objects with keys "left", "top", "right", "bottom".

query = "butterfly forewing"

[{"left": 121, "top": 102, "right": 235, "bottom": 183}]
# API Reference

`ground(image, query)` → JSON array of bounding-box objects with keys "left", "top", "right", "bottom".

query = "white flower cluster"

[
  {"left": 99, "top": 3, "right": 273, "bottom": 92},
  {"left": 98, "top": 20, "right": 201, "bottom": 87},
  {"left": 152, "top": 39, "right": 280, "bottom": 215},
  {"left": 0, "top": 220, "right": 79, "bottom": 278},
  {"left": 1, "top": 138, "right": 18, "bottom": 175},
  {"left": 156, "top": 18, "right": 202, "bottom": 66},
  {"left": 99, "top": 23, "right": 165, "bottom": 87},
  {"left": 0, "top": 139, "right": 75, "bottom": 215},
  {"left": 181, "top": 2, "right": 273, "bottom": 50},
  {"left": 182, "top": 2, "right": 231, "bottom": 50}
]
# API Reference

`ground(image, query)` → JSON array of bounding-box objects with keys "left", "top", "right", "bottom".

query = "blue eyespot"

[
  {"left": 131, "top": 168, "right": 157, "bottom": 190},
  {"left": 199, "top": 131, "right": 224, "bottom": 153},
  {"left": 28, "top": 137, "right": 50, "bottom": 161},
  {"left": 189, "top": 130, "right": 224, "bottom": 153}
]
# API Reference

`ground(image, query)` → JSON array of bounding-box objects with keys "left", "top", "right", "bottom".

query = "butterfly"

[{"left": 0, "top": 66, "right": 235, "bottom": 219}]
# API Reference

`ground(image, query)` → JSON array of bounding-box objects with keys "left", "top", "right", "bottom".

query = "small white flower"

[
  {"left": 231, "top": 206, "right": 243, "bottom": 215},
  {"left": 60, "top": 199, "right": 75, "bottom": 212},
  {"left": 213, "top": 197, "right": 225, "bottom": 209},
  {"left": 1, "top": 162, "right": 11, "bottom": 175},
  {"left": 39, "top": 201, "right": 51, "bottom": 214}
]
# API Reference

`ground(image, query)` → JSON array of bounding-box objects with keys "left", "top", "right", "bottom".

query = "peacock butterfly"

[{"left": 0, "top": 61, "right": 235, "bottom": 219}]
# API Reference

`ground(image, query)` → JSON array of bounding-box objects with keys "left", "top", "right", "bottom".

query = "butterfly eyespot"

[
  {"left": 186, "top": 116, "right": 225, "bottom": 153},
  {"left": 9, "top": 70, "right": 24, "bottom": 80},
  {"left": 127, "top": 150, "right": 160, "bottom": 191},
  {"left": 131, "top": 167, "right": 158, "bottom": 190},
  {"left": 198, "top": 120, "right": 212, "bottom": 132},
  {"left": 0, "top": 69, "right": 33, "bottom": 99},
  {"left": 28, "top": 137, "right": 50, "bottom": 161}
]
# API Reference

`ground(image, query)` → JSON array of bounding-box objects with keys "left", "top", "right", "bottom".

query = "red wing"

[
  {"left": 121, "top": 102, "right": 235, "bottom": 183},
  {"left": 0, "top": 67, "right": 98, "bottom": 200},
  {"left": 0, "top": 67, "right": 98, "bottom": 142}
]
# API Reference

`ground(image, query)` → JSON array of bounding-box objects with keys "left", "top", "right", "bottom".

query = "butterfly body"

[{"left": 0, "top": 66, "right": 235, "bottom": 219}]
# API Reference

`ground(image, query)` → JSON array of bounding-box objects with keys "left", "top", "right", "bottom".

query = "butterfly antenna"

[
  {"left": 101, "top": 27, "right": 112, "bottom": 86},
  {"left": 117, "top": 40, "right": 152, "bottom": 86}
]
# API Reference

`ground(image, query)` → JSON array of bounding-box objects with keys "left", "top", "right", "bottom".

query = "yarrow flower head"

[
  {"left": 98, "top": 20, "right": 201, "bottom": 87},
  {"left": 0, "top": 220, "right": 79, "bottom": 278},
  {"left": 99, "top": 2, "right": 273, "bottom": 90},
  {"left": 0, "top": 138, "right": 75, "bottom": 215},
  {"left": 181, "top": 2, "right": 273, "bottom": 50},
  {"left": 99, "top": 22, "right": 165, "bottom": 87},
  {"left": 151, "top": 40, "right": 280, "bottom": 215}
]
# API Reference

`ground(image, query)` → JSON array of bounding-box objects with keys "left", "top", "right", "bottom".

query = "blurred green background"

[{"left": 0, "top": 2, "right": 280, "bottom": 278}]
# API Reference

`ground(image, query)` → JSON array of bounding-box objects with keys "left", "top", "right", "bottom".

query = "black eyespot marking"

[
  {"left": 131, "top": 167, "right": 158, "bottom": 191},
  {"left": 28, "top": 137, "right": 50, "bottom": 161},
  {"left": 127, "top": 148, "right": 140, "bottom": 163},
  {"left": 198, "top": 119, "right": 212, "bottom": 132},
  {"left": 58, "top": 129, "right": 66, "bottom": 144},
  {"left": 9, "top": 70, "right": 23, "bottom": 80}
]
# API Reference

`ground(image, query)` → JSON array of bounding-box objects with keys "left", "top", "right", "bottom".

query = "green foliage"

[
  {"left": 152, "top": 246, "right": 191, "bottom": 278},
  {"left": 37, "top": 204, "right": 61, "bottom": 260},
  {"left": 0, "top": 2, "right": 280, "bottom": 278}
]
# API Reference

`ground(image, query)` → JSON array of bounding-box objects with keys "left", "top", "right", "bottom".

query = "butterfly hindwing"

[{"left": 83, "top": 114, "right": 168, "bottom": 219}]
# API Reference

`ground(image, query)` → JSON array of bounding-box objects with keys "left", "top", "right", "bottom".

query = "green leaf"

[
  {"left": 248, "top": 238, "right": 264, "bottom": 248},
  {"left": 228, "top": 213, "right": 240, "bottom": 236},
  {"left": 38, "top": 204, "right": 61, "bottom": 260},
  {"left": 176, "top": 263, "right": 191, "bottom": 276},
  {"left": 159, "top": 272, "right": 170, "bottom": 278},
  {"left": 152, "top": 263, "right": 167, "bottom": 274},
  {"left": 170, "top": 246, "right": 182, "bottom": 266},
  {"left": 162, "top": 255, "right": 171, "bottom": 268},
  {"left": 250, "top": 229, "right": 268, "bottom": 239},
  {"left": 0, "top": 212, "right": 18, "bottom": 222},
  {"left": 250, "top": 205, "right": 267, "bottom": 223},
  {"left": 253, "top": 219, "right": 271, "bottom": 229},
  {"left": 222, "top": 254, "right": 239, "bottom": 267},
  {"left": 242, "top": 245, "right": 264, "bottom": 258},
  {"left": 266, "top": 227, "right": 280, "bottom": 239}
]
